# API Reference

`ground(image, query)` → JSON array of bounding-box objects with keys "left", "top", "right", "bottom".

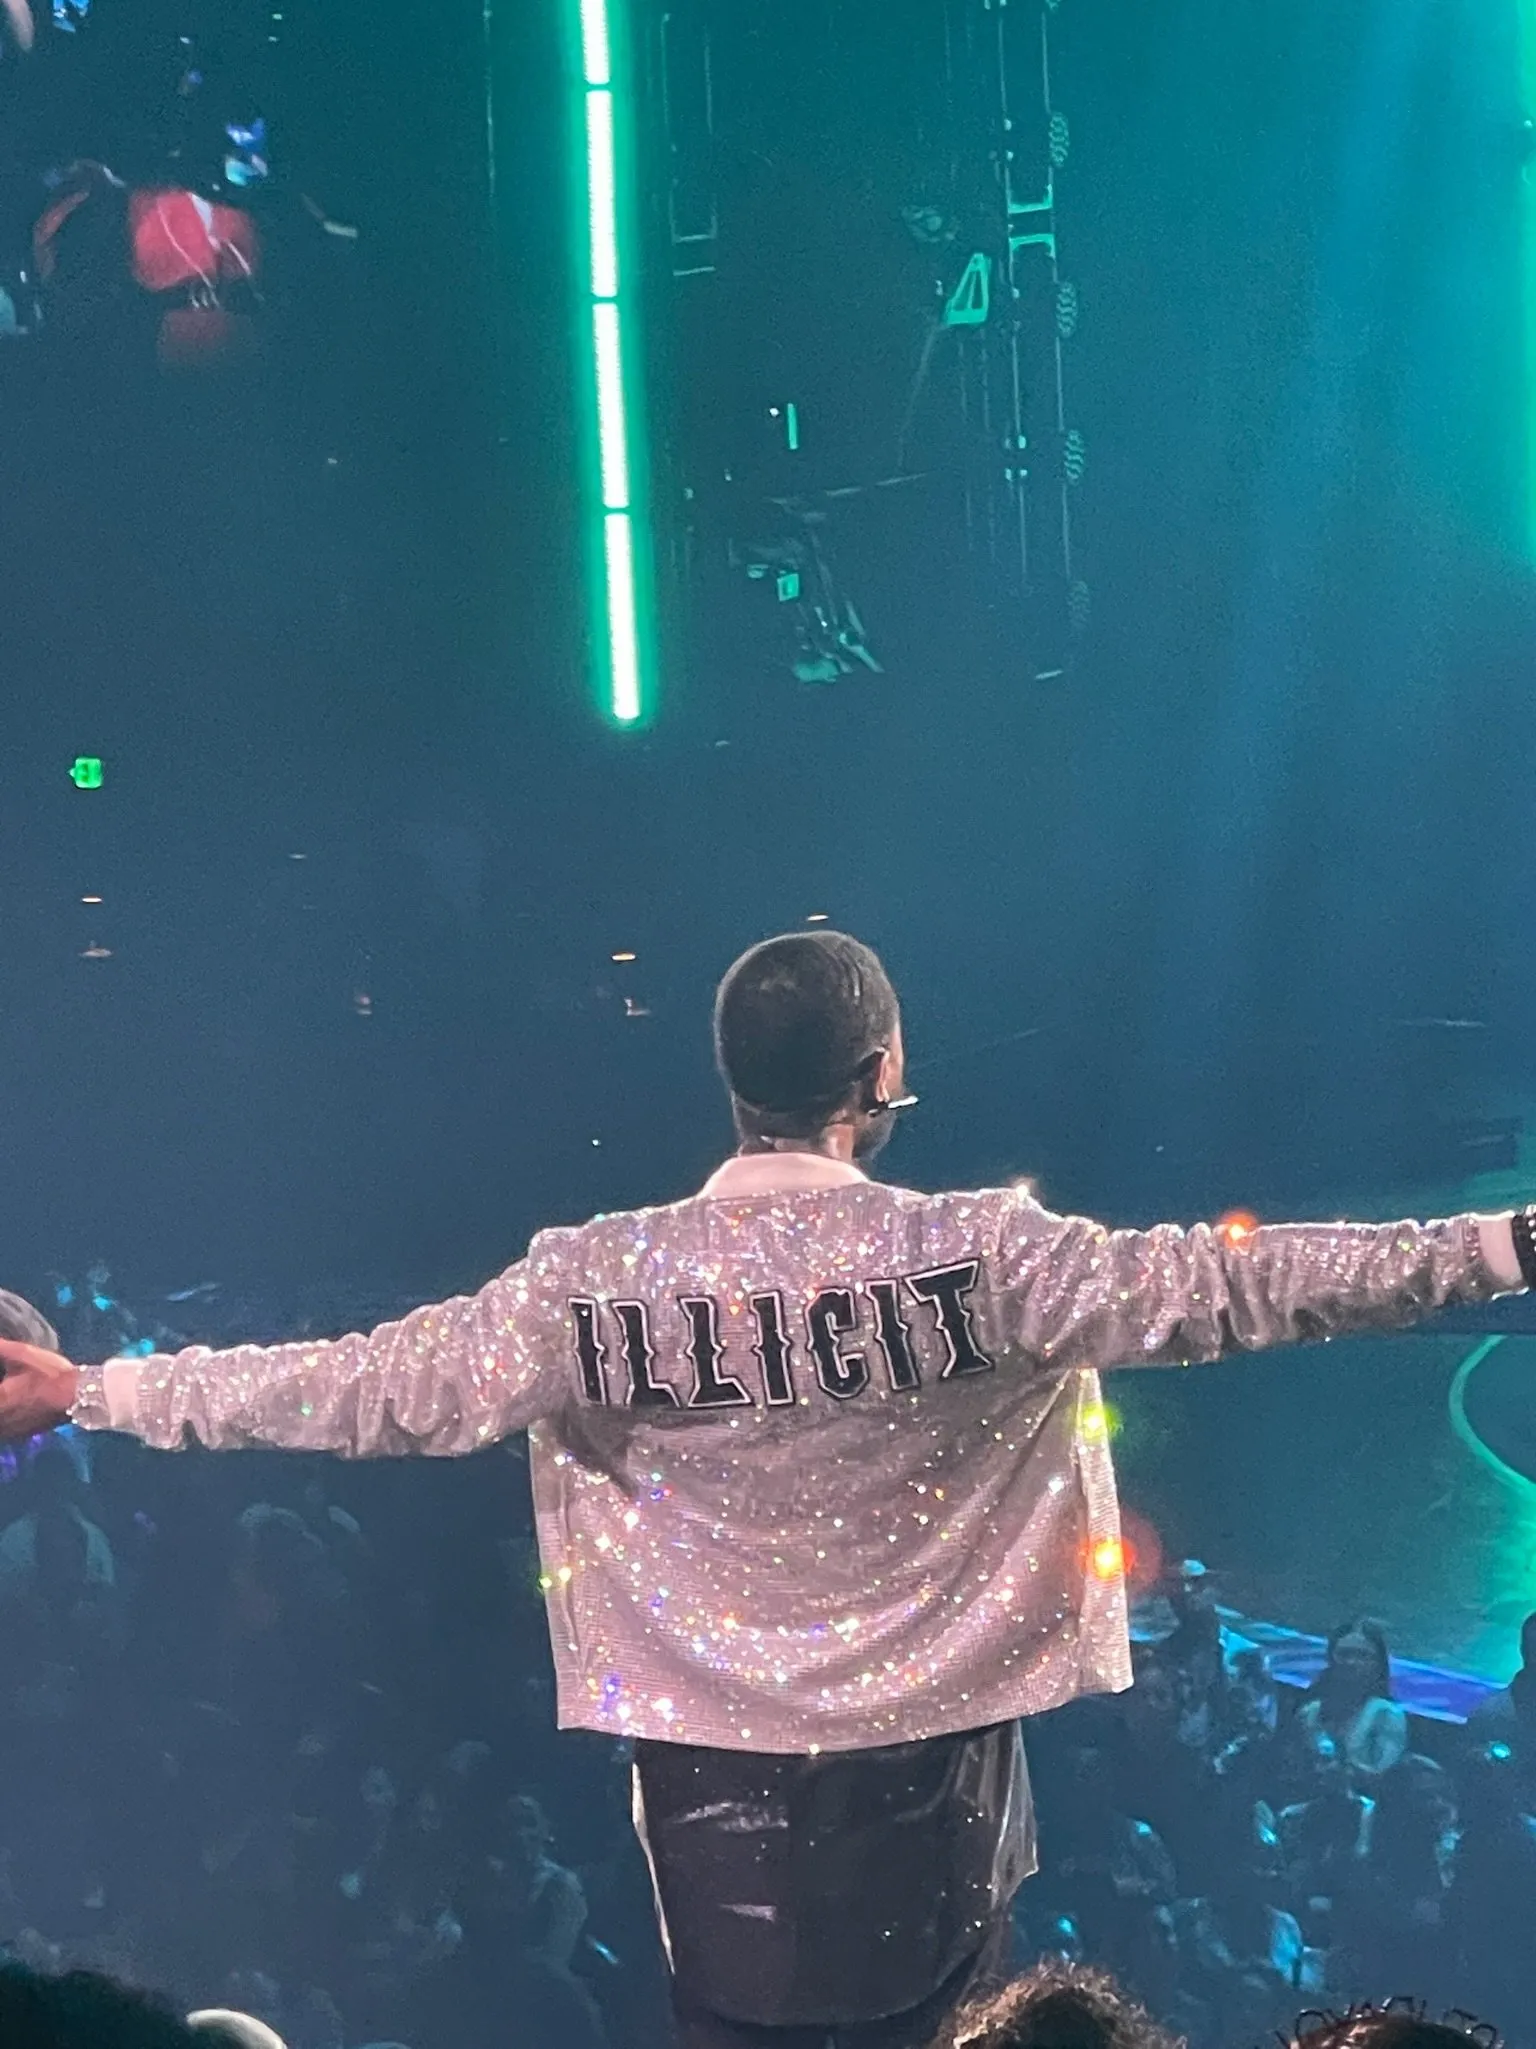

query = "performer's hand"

[{"left": 0, "top": 1338, "right": 79, "bottom": 1440}]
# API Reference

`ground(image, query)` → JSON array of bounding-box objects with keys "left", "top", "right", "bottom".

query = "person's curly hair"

[
  {"left": 932, "top": 1962, "right": 1184, "bottom": 2049},
  {"left": 1290, "top": 2002, "right": 1502, "bottom": 2049}
]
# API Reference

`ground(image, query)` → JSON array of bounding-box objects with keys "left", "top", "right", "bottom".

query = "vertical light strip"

[
  {"left": 593, "top": 302, "right": 631, "bottom": 507},
  {"left": 604, "top": 514, "right": 642, "bottom": 723},
  {"left": 586, "top": 91, "right": 619, "bottom": 298},
  {"left": 580, "top": 0, "right": 611, "bottom": 83},
  {"left": 573, "top": 0, "right": 648, "bottom": 725}
]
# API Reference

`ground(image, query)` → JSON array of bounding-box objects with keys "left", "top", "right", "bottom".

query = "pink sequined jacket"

[{"left": 70, "top": 1154, "right": 1520, "bottom": 1753}]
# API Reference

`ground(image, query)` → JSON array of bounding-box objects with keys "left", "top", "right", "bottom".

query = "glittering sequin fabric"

[{"left": 73, "top": 1188, "right": 1499, "bottom": 1754}]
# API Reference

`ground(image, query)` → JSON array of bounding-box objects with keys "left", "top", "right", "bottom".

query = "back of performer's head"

[
  {"left": 935, "top": 1963, "right": 1181, "bottom": 2049},
  {"left": 714, "top": 931, "right": 903, "bottom": 1153}
]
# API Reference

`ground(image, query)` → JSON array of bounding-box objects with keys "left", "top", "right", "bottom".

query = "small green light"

[
  {"left": 943, "top": 251, "right": 991, "bottom": 328},
  {"left": 70, "top": 757, "right": 104, "bottom": 790},
  {"left": 785, "top": 402, "right": 800, "bottom": 453}
]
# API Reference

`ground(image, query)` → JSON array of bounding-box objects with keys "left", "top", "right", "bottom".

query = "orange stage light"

[{"left": 1217, "top": 1209, "right": 1260, "bottom": 1247}]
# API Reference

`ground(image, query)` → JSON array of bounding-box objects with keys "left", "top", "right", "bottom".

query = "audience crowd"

[{"left": 0, "top": 1278, "right": 1529, "bottom": 2048}]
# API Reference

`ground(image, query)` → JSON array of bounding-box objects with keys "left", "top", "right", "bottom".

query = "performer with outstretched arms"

[{"left": 1, "top": 931, "right": 1531, "bottom": 2049}]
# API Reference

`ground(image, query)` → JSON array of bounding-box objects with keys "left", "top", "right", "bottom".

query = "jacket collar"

[{"left": 699, "top": 1153, "right": 869, "bottom": 1198}]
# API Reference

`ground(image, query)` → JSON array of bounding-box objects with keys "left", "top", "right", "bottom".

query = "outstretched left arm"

[{"left": 993, "top": 1202, "right": 1525, "bottom": 1373}]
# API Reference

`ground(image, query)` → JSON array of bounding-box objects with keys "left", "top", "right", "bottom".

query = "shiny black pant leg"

[{"left": 666, "top": 1909, "right": 1011, "bottom": 2049}]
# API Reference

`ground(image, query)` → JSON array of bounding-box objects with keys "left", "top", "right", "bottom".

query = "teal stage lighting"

[{"left": 570, "top": 0, "right": 651, "bottom": 726}]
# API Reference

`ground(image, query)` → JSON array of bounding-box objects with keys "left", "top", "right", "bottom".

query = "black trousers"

[
  {"left": 667, "top": 1908, "right": 1012, "bottom": 2049},
  {"left": 633, "top": 1724, "right": 1026, "bottom": 2046}
]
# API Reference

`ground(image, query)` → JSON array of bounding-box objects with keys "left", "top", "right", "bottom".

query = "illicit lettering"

[
  {"left": 866, "top": 1279, "right": 921, "bottom": 1391},
  {"left": 679, "top": 1296, "right": 752, "bottom": 1409},
  {"left": 805, "top": 1288, "right": 870, "bottom": 1401},
  {"left": 750, "top": 1290, "right": 796, "bottom": 1407},
  {"left": 906, "top": 1262, "right": 994, "bottom": 1379},
  {"left": 569, "top": 1297, "right": 610, "bottom": 1405},
  {"left": 613, "top": 1300, "right": 681, "bottom": 1408},
  {"left": 567, "top": 1257, "right": 996, "bottom": 1410}
]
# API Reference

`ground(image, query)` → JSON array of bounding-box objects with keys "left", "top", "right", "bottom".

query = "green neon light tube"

[{"left": 571, "top": 0, "right": 649, "bottom": 725}]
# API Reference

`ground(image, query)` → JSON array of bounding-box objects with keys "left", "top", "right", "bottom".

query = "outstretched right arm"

[
  {"left": 0, "top": 1258, "right": 563, "bottom": 1458},
  {"left": 995, "top": 1195, "right": 1524, "bottom": 1371}
]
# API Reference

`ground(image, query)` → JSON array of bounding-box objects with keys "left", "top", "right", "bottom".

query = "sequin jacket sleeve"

[
  {"left": 996, "top": 1203, "right": 1504, "bottom": 1370},
  {"left": 72, "top": 1259, "right": 562, "bottom": 1455}
]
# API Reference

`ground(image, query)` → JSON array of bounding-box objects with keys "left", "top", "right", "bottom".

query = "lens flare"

[
  {"left": 1078, "top": 1399, "right": 1122, "bottom": 1445},
  {"left": 1217, "top": 1209, "right": 1260, "bottom": 1247},
  {"left": 1116, "top": 1508, "right": 1166, "bottom": 1593}
]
